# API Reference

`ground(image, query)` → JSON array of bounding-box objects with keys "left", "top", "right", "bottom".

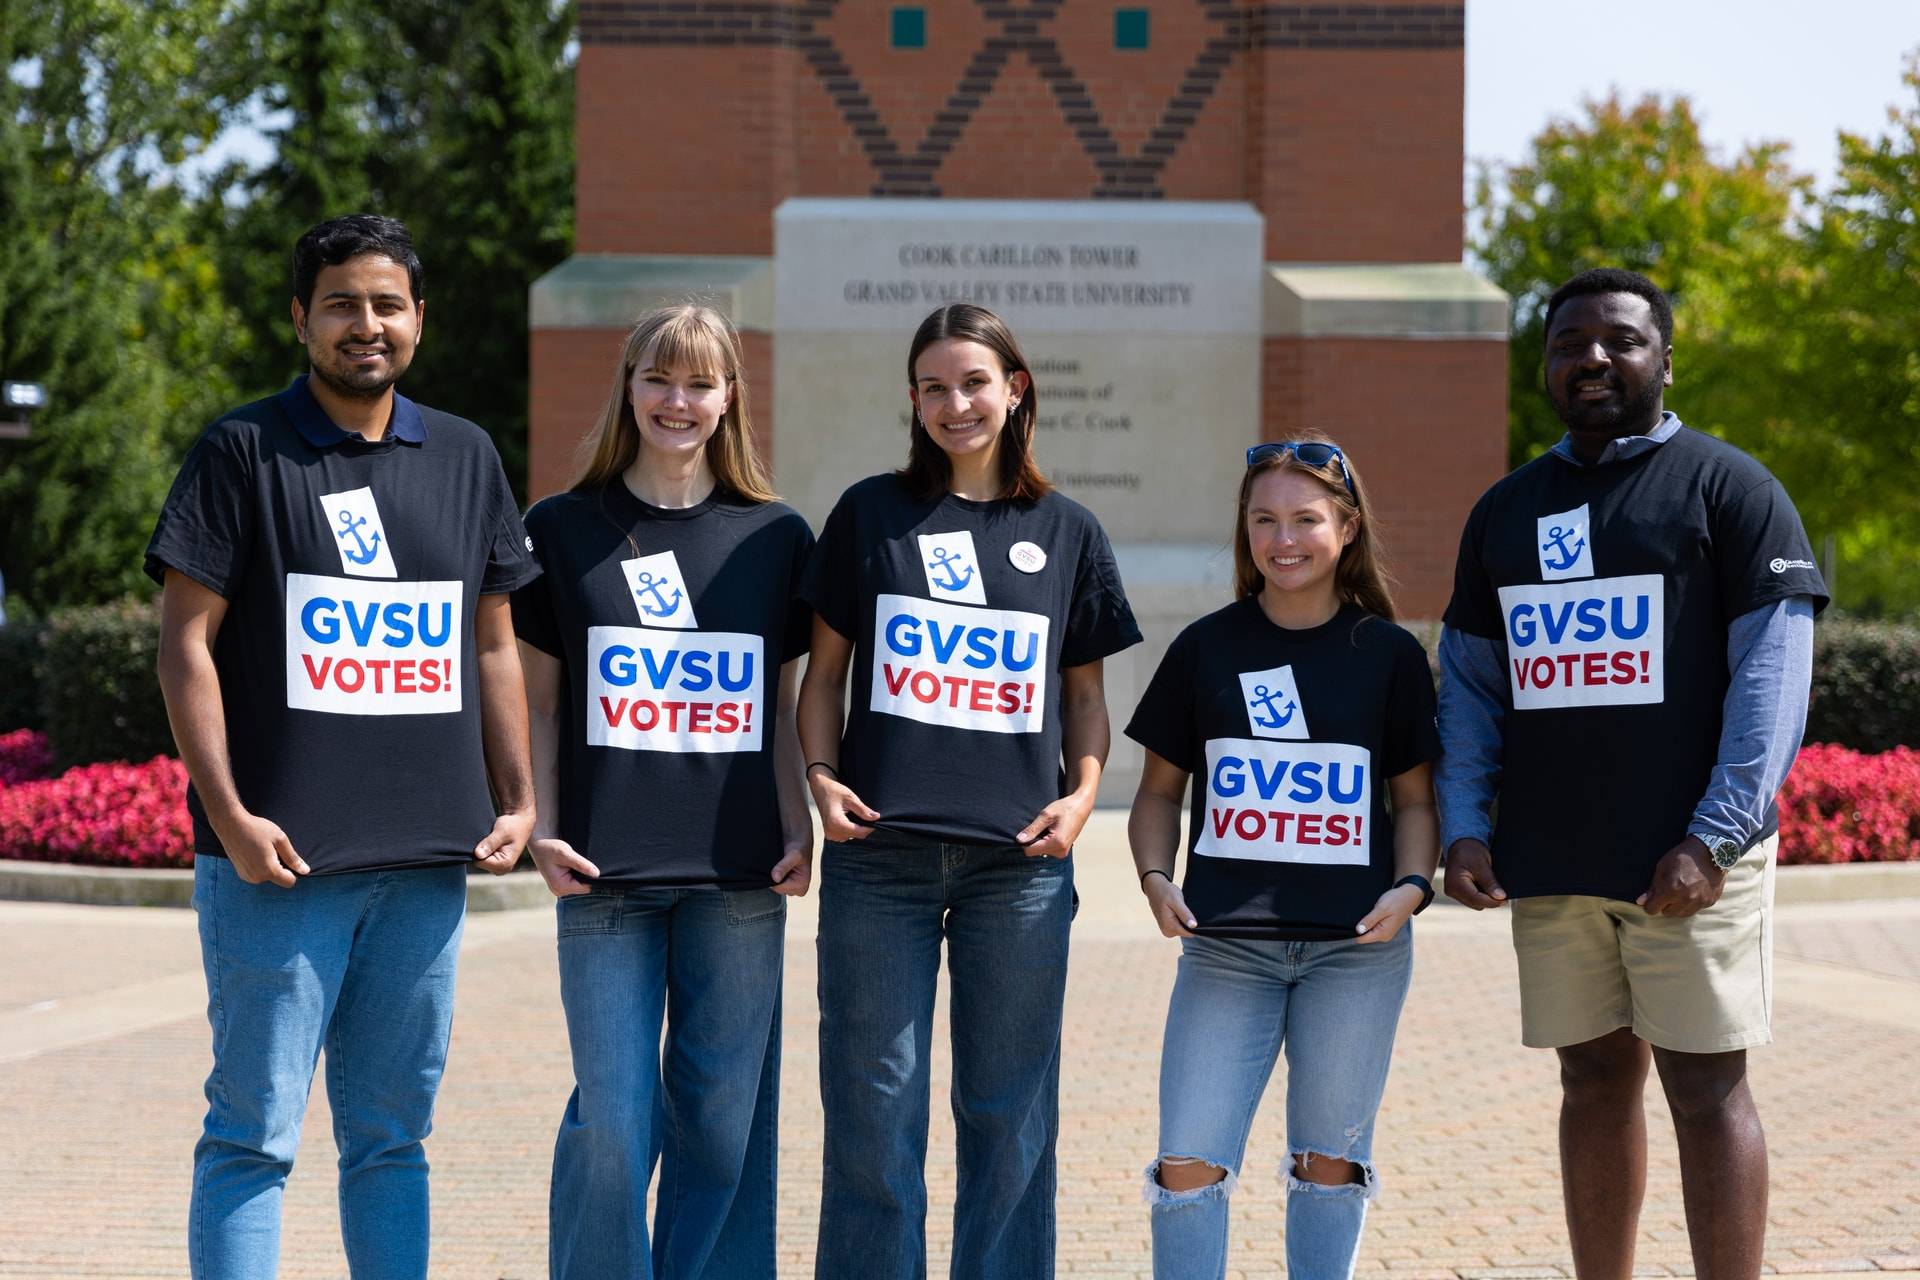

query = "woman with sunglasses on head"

[
  {"left": 511, "top": 305, "right": 815, "bottom": 1279},
  {"left": 798, "top": 303, "right": 1141, "bottom": 1279},
  {"left": 1125, "top": 435, "right": 1440, "bottom": 1280}
]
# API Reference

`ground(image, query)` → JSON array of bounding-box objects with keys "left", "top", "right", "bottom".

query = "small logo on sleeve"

[
  {"left": 1536, "top": 504, "right": 1593, "bottom": 581},
  {"left": 620, "top": 551, "right": 697, "bottom": 629},
  {"left": 917, "top": 531, "right": 988, "bottom": 605},
  {"left": 1769, "top": 557, "right": 1816, "bottom": 573},
  {"left": 1237, "top": 665, "right": 1309, "bottom": 741},
  {"left": 318, "top": 487, "right": 397, "bottom": 578}
]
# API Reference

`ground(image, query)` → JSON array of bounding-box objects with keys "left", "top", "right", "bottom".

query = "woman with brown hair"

[
  {"left": 511, "top": 304, "right": 814, "bottom": 1278},
  {"left": 1124, "top": 435, "right": 1441, "bottom": 1280},
  {"left": 797, "top": 303, "right": 1141, "bottom": 1278}
]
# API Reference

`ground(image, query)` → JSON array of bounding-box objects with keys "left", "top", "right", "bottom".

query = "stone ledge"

[
  {"left": 1265, "top": 261, "right": 1509, "bottom": 339},
  {"left": 530, "top": 253, "right": 773, "bottom": 331},
  {"left": 0, "top": 859, "right": 553, "bottom": 911},
  {"left": 2, "top": 856, "right": 1915, "bottom": 911}
]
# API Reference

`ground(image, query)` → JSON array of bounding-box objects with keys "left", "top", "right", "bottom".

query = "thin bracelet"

[
  {"left": 1140, "top": 868, "right": 1172, "bottom": 887},
  {"left": 805, "top": 761, "right": 839, "bottom": 779}
]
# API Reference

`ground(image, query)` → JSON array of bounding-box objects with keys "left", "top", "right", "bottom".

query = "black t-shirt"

[
  {"left": 1443, "top": 425, "right": 1829, "bottom": 899},
  {"left": 144, "top": 376, "right": 540, "bottom": 874},
  {"left": 1126, "top": 600, "right": 1440, "bottom": 940},
  {"left": 511, "top": 482, "right": 814, "bottom": 888},
  {"left": 800, "top": 474, "right": 1142, "bottom": 846}
]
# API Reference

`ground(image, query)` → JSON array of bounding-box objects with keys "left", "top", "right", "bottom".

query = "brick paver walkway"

[{"left": 3, "top": 821, "right": 1917, "bottom": 1278}]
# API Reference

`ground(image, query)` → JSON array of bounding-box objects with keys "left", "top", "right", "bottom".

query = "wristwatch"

[
  {"left": 1393, "top": 874, "right": 1435, "bottom": 914},
  {"left": 1696, "top": 833, "right": 1743, "bottom": 871}
]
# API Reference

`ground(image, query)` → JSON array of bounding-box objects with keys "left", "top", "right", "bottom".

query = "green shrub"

[
  {"left": 39, "top": 597, "right": 175, "bottom": 770},
  {"left": 0, "top": 615, "right": 44, "bottom": 732},
  {"left": 1808, "top": 617, "right": 1920, "bottom": 754}
]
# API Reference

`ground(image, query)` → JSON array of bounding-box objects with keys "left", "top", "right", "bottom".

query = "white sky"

[{"left": 1466, "top": 0, "right": 1917, "bottom": 182}]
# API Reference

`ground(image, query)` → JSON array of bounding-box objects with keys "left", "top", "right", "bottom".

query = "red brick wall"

[
  {"left": 1248, "top": 49, "right": 1464, "bottom": 262},
  {"left": 1262, "top": 336, "right": 1507, "bottom": 617},
  {"left": 574, "top": 3, "right": 1463, "bottom": 241},
  {"left": 529, "top": 328, "right": 626, "bottom": 501}
]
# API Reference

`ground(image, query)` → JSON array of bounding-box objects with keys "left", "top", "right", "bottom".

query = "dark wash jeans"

[{"left": 814, "top": 830, "right": 1075, "bottom": 1280}]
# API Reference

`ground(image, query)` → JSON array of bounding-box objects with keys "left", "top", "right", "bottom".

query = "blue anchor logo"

[
  {"left": 1541, "top": 524, "right": 1586, "bottom": 572},
  {"left": 335, "top": 510, "right": 382, "bottom": 565},
  {"left": 633, "top": 571, "right": 684, "bottom": 618},
  {"left": 1248, "top": 684, "right": 1297, "bottom": 730},
  {"left": 927, "top": 547, "right": 974, "bottom": 593}
]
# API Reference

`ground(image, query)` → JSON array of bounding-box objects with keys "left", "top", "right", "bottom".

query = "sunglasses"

[{"left": 1244, "top": 441, "right": 1357, "bottom": 498}]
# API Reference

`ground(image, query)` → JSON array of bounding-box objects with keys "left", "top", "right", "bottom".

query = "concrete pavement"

[{"left": 2, "top": 815, "right": 1916, "bottom": 1278}]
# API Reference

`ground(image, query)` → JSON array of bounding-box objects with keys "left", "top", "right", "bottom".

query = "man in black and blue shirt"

[
  {"left": 149, "top": 215, "right": 540, "bottom": 1278},
  {"left": 1438, "top": 268, "right": 1825, "bottom": 1280}
]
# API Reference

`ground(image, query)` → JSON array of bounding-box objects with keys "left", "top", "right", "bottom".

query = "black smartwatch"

[{"left": 1393, "top": 874, "right": 1436, "bottom": 914}]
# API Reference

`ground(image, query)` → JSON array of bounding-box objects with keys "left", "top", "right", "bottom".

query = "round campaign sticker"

[{"left": 1009, "top": 541, "right": 1047, "bottom": 574}]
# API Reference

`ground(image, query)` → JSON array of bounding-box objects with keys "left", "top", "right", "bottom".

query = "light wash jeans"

[
  {"left": 549, "top": 885, "right": 786, "bottom": 1280},
  {"left": 188, "top": 855, "right": 468, "bottom": 1280},
  {"left": 814, "top": 832, "right": 1074, "bottom": 1280},
  {"left": 1146, "top": 929, "right": 1415, "bottom": 1280}
]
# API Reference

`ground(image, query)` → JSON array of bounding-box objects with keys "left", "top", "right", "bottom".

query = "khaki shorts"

[{"left": 1510, "top": 834, "right": 1776, "bottom": 1054}]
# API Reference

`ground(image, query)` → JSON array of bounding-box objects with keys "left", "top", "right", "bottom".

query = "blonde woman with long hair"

[
  {"left": 1125, "top": 435, "right": 1441, "bottom": 1280},
  {"left": 511, "top": 305, "right": 814, "bottom": 1278}
]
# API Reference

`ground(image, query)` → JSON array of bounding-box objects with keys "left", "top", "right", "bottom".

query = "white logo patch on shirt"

[
  {"left": 917, "top": 531, "right": 988, "bottom": 605},
  {"left": 318, "top": 487, "right": 398, "bottom": 578},
  {"left": 1009, "top": 541, "right": 1047, "bottom": 574},
  {"left": 586, "top": 626, "right": 762, "bottom": 753},
  {"left": 870, "top": 593, "right": 1048, "bottom": 734},
  {"left": 1195, "top": 737, "right": 1371, "bottom": 866},
  {"left": 285, "top": 573, "right": 462, "bottom": 715},
  {"left": 1535, "top": 504, "right": 1594, "bottom": 581},
  {"left": 620, "top": 551, "right": 698, "bottom": 629},
  {"left": 1237, "top": 664, "right": 1309, "bottom": 741},
  {"left": 1499, "top": 573, "right": 1664, "bottom": 710}
]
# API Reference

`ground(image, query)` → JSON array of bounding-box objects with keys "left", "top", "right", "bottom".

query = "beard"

[
  {"left": 310, "top": 344, "right": 410, "bottom": 401},
  {"left": 1550, "top": 369, "right": 1664, "bottom": 437}
]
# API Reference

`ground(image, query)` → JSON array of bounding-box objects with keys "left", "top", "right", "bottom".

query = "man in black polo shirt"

[
  {"left": 1438, "top": 269, "right": 1825, "bottom": 1280},
  {"left": 148, "top": 215, "right": 540, "bottom": 1278}
]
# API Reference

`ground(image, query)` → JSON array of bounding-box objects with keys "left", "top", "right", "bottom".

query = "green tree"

[
  {"left": 1469, "top": 93, "right": 1806, "bottom": 466},
  {"left": 1761, "top": 55, "right": 1920, "bottom": 612},
  {"left": 0, "top": 0, "right": 242, "bottom": 608},
  {"left": 204, "top": 0, "right": 574, "bottom": 491}
]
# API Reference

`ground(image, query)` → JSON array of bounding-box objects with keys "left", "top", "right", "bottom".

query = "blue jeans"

[
  {"left": 188, "top": 855, "right": 468, "bottom": 1280},
  {"left": 549, "top": 885, "right": 787, "bottom": 1280},
  {"left": 814, "top": 833, "right": 1074, "bottom": 1280},
  {"left": 1147, "top": 930, "right": 1414, "bottom": 1280}
]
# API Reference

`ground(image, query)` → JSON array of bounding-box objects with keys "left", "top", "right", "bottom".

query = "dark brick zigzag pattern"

[{"left": 578, "top": 2, "right": 1463, "bottom": 198}]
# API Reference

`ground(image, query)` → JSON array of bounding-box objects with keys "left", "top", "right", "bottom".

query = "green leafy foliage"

[
  {"left": 0, "top": 616, "right": 44, "bottom": 733},
  {"left": 1806, "top": 617, "right": 1920, "bottom": 755},
  {"left": 36, "top": 598, "right": 175, "bottom": 770},
  {"left": 1472, "top": 63, "right": 1920, "bottom": 614}
]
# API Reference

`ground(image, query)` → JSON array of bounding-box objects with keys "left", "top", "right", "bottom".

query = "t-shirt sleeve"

[
  {"left": 143, "top": 423, "right": 254, "bottom": 596},
  {"left": 508, "top": 504, "right": 562, "bottom": 657},
  {"left": 1060, "top": 521, "right": 1143, "bottom": 668},
  {"left": 797, "top": 493, "right": 858, "bottom": 640},
  {"left": 1711, "top": 476, "right": 1830, "bottom": 618},
  {"left": 1124, "top": 629, "right": 1197, "bottom": 773},
  {"left": 782, "top": 515, "right": 817, "bottom": 662},
  {"left": 1382, "top": 631, "right": 1443, "bottom": 778},
  {"left": 1441, "top": 494, "right": 1503, "bottom": 640},
  {"left": 480, "top": 462, "right": 541, "bottom": 596}
]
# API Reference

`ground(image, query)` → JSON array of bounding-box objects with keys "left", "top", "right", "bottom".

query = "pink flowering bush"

[
  {"left": 1777, "top": 744, "right": 1920, "bottom": 865},
  {"left": 0, "top": 729, "right": 54, "bottom": 786},
  {"left": 0, "top": 755, "right": 193, "bottom": 868}
]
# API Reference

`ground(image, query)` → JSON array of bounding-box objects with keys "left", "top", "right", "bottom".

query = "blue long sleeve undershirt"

[{"left": 1435, "top": 418, "right": 1817, "bottom": 855}]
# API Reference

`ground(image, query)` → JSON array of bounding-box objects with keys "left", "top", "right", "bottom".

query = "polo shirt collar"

[
  {"left": 1550, "top": 411, "right": 1681, "bottom": 468},
  {"left": 279, "top": 373, "right": 428, "bottom": 447}
]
